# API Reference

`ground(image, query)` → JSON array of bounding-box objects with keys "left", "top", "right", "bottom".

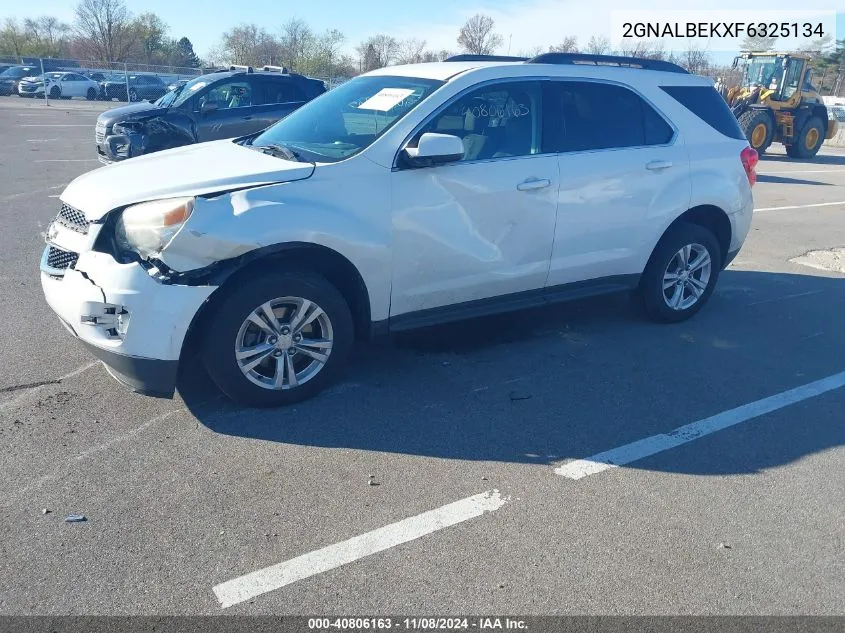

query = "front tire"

[
  {"left": 49, "top": 85, "right": 60, "bottom": 99},
  {"left": 636, "top": 223, "right": 722, "bottom": 323},
  {"left": 203, "top": 271, "right": 354, "bottom": 407},
  {"left": 738, "top": 109, "right": 774, "bottom": 155},
  {"left": 785, "top": 117, "right": 824, "bottom": 159}
]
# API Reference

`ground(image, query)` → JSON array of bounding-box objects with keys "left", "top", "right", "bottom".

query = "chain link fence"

[{"left": 0, "top": 55, "right": 348, "bottom": 104}]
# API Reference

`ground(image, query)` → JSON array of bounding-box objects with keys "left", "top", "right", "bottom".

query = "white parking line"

[
  {"left": 35, "top": 159, "right": 99, "bottom": 163},
  {"left": 756, "top": 200, "right": 845, "bottom": 212},
  {"left": 212, "top": 489, "right": 508, "bottom": 608},
  {"left": 759, "top": 169, "right": 845, "bottom": 175},
  {"left": 555, "top": 370, "right": 845, "bottom": 480}
]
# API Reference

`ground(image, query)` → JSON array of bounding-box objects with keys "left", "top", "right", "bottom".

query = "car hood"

[
  {"left": 98, "top": 102, "right": 166, "bottom": 125},
  {"left": 62, "top": 140, "right": 315, "bottom": 220}
]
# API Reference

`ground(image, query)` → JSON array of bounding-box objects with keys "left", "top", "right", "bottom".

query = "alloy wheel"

[
  {"left": 234, "top": 296, "right": 334, "bottom": 390},
  {"left": 662, "top": 243, "right": 712, "bottom": 311}
]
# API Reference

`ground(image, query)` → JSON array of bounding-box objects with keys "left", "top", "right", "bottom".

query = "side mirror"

[
  {"left": 201, "top": 100, "right": 218, "bottom": 115},
  {"left": 402, "top": 132, "right": 464, "bottom": 168}
]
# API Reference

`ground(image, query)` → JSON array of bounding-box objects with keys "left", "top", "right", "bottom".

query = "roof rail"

[
  {"left": 528, "top": 53, "right": 689, "bottom": 74},
  {"left": 445, "top": 54, "right": 528, "bottom": 62},
  {"left": 229, "top": 64, "right": 254, "bottom": 73},
  {"left": 261, "top": 65, "right": 289, "bottom": 73}
]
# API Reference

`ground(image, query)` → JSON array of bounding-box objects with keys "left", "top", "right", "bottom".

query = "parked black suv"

[
  {"left": 0, "top": 65, "right": 42, "bottom": 96},
  {"left": 101, "top": 74, "right": 168, "bottom": 101},
  {"left": 95, "top": 67, "right": 326, "bottom": 163}
]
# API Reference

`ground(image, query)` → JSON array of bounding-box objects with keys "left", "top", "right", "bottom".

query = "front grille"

[
  {"left": 46, "top": 245, "right": 79, "bottom": 270},
  {"left": 55, "top": 203, "right": 90, "bottom": 234}
]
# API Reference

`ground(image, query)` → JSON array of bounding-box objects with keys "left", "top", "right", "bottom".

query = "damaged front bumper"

[
  {"left": 40, "top": 246, "right": 216, "bottom": 397},
  {"left": 97, "top": 131, "right": 141, "bottom": 164}
]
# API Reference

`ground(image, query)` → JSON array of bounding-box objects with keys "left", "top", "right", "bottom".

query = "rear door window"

[
  {"left": 543, "top": 81, "right": 673, "bottom": 152},
  {"left": 258, "top": 80, "right": 306, "bottom": 105}
]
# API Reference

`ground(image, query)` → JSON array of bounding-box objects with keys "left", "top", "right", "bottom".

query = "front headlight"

[{"left": 115, "top": 197, "right": 194, "bottom": 259}]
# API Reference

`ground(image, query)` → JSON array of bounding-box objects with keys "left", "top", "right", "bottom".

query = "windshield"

[
  {"left": 251, "top": 75, "right": 443, "bottom": 163},
  {"left": 743, "top": 56, "right": 778, "bottom": 87},
  {"left": 155, "top": 83, "right": 186, "bottom": 107},
  {"left": 171, "top": 75, "right": 213, "bottom": 108},
  {"left": 1, "top": 67, "right": 35, "bottom": 78}
]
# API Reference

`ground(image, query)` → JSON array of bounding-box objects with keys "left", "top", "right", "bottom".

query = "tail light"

[{"left": 740, "top": 146, "right": 758, "bottom": 186}]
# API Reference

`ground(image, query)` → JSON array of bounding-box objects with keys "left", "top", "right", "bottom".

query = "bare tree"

[
  {"left": 396, "top": 38, "right": 427, "bottom": 65},
  {"left": 678, "top": 48, "right": 711, "bottom": 75},
  {"left": 739, "top": 35, "right": 777, "bottom": 52},
  {"left": 549, "top": 36, "right": 578, "bottom": 53},
  {"left": 310, "top": 29, "right": 346, "bottom": 76},
  {"left": 18, "top": 16, "right": 70, "bottom": 56},
  {"left": 219, "top": 23, "right": 276, "bottom": 65},
  {"left": 585, "top": 35, "right": 610, "bottom": 55},
  {"left": 617, "top": 40, "right": 666, "bottom": 60},
  {"left": 356, "top": 34, "right": 397, "bottom": 71},
  {"left": 74, "top": 0, "right": 138, "bottom": 61},
  {"left": 0, "top": 18, "right": 26, "bottom": 57},
  {"left": 280, "top": 18, "right": 314, "bottom": 71},
  {"left": 457, "top": 14, "right": 503, "bottom": 55},
  {"left": 517, "top": 45, "right": 544, "bottom": 58},
  {"left": 132, "top": 12, "right": 167, "bottom": 65}
]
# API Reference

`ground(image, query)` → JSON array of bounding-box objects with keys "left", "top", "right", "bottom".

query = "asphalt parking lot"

[{"left": 0, "top": 96, "right": 843, "bottom": 616}]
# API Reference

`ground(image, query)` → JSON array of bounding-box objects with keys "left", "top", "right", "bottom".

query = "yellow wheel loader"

[{"left": 725, "top": 52, "right": 838, "bottom": 158}]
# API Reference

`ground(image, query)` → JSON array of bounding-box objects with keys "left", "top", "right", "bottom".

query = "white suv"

[{"left": 40, "top": 54, "right": 756, "bottom": 406}]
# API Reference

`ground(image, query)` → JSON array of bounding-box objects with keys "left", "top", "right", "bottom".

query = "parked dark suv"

[
  {"left": 102, "top": 74, "right": 168, "bottom": 102},
  {"left": 95, "top": 67, "right": 326, "bottom": 163},
  {"left": 0, "top": 65, "right": 42, "bottom": 96}
]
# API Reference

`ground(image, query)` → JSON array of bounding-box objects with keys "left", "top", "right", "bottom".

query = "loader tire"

[
  {"left": 785, "top": 117, "right": 824, "bottom": 159},
  {"left": 738, "top": 110, "right": 774, "bottom": 155}
]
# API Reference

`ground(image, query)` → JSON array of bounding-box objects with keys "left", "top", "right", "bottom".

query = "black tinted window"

[
  {"left": 543, "top": 81, "right": 672, "bottom": 152},
  {"left": 660, "top": 85, "right": 745, "bottom": 140},
  {"left": 644, "top": 103, "right": 673, "bottom": 144},
  {"left": 259, "top": 80, "right": 305, "bottom": 105}
]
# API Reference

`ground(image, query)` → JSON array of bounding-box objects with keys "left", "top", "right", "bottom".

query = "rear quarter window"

[{"left": 660, "top": 85, "right": 745, "bottom": 140}]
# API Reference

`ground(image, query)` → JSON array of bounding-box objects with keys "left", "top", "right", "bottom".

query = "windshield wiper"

[{"left": 254, "top": 143, "right": 302, "bottom": 162}]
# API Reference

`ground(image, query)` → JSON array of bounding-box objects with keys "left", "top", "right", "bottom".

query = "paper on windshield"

[{"left": 357, "top": 88, "right": 415, "bottom": 111}]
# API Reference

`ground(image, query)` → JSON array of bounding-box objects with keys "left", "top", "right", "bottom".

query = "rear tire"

[
  {"left": 738, "top": 109, "right": 774, "bottom": 155},
  {"left": 49, "top": 85, "right": 60, "bottom": 99},
  {"left": 86, "top": 87, "right": 96, "bottom": 100},
  {"left": 635, "top": 223, "right": 722, "bottom": 323},
  {"left": 128, "top": 88, "right": 138, "bottom": 102},
  {"left": 203, "top": 271, "right": 354, "bottom": 407},
  {"left": 785, "top": 117, "right": 824, "bottom": 159}
]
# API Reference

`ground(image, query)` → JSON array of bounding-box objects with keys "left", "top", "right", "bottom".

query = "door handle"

[
  {"left": 646, "top": 160, "right": 673, "bottom": 171},
  {"left": 516, "top": 178, "right": 551, "bottom": 191}
]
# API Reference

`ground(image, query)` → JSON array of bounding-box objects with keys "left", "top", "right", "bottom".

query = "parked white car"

[
  {"left": 41, "top": 54, "right": 756, "bottom": 406},
  {"left": 19, "top": 71, "right": 100, "bottom": 100}
]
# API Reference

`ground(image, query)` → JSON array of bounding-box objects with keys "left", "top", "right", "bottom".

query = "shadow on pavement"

[
  {"left": 179, "top": 269, "right": 845, "bottom": 475},
  {"left": 756, "top": 174, "right": 832, "bottom": 186},
  {"left": 762, "top": 153, "right": 845, "bottom": 166}
]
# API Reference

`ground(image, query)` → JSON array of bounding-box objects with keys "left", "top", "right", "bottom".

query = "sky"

[{"left": 2, "top": 0, "right": 843, "bottom": 63}]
